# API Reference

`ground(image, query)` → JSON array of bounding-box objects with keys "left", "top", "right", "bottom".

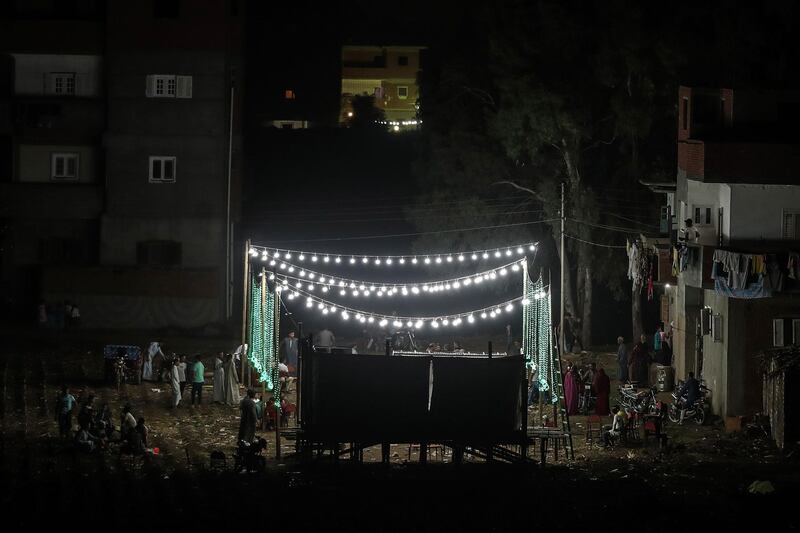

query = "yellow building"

[{"left": 340, "top": 45, "right": 425, "bottom": 129}]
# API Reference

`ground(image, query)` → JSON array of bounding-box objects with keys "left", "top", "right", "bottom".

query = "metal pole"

[
  {"left": 225, "top": 84, "right": 235, "bottom": 319},
  {"left": 296, "top": 321, "right": 303, "bottom": 426},
  {"left": 274, "top": 276, "right": 281, "bottom": 460},
  {"left": 241, "top": 239, "right": 250, "bottom": 384},
  {"left": 560, "top": 182, "right": 566, "bottom": 359}
]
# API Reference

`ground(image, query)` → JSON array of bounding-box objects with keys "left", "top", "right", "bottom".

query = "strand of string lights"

[
  {"left": 275, "top": 283, "right": 550, "bottom": 328},
  {"left": 266, "top": 259, "right": 525, "bottom": 298},
  {"left": 249, "top": 242, "right": 537, "bottom": 267}
]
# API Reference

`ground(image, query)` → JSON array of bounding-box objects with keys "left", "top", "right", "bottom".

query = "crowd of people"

[
  {"left": 56, "top": 386, "right": 149, "bottom": 455},
  {"left": 616, "top": 322, "right": 673, "bottom": 387}
]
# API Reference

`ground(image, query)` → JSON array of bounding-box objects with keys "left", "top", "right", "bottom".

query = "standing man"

[
  {"left": 281, "top": 331, "right": 299, "bottom": 374},
  {"left": 238, "top": 388, "right": 258, "bottom": 444},
  {"left": 653, "top": 323, "right": 664, "bottom": 364},
  {"left": 191, "top": 355, "right": 205, "bottom": 408},
  {"left": 315, "top": 327, "right": 335, "bottom": 353},
  {"left": 56, "top": 386, "right": 76, "bottom": 437},
  {"left": 616, "top": 336, "right": 628, "bottom": 383}
]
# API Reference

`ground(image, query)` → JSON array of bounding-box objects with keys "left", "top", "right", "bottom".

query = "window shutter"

[
  {"left": 145, "top": 75, "right": 155, "bottom": 97},
  {"left": 176, "top": 75, "right": 193, "bottom": 98},
  {"left": 774, "top": 319, "right": 785, "bottom": 347}
]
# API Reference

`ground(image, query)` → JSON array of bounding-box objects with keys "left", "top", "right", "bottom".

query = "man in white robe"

[
  {"left": 170, "top": 361, "right": 181, "bottom": 408},
  {"left": 224, "top": 354, "right": 241, "bottom": 406},
  {"left": 213, "top": 352, "right": 225, "bottom": 404}
]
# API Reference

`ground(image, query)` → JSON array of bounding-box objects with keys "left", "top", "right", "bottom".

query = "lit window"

[
  {"left": 285, "top": 89, "right": 296, "bottom": 100},
  {"left": 692, "top": 205, "right": 713, "bottom": 226},
  {"left": 397, "top": 86, "right": 409, "bottom": 99},
  {"left": 51, "top": 153, "right": 79, "bottom": 180},
  {"left": 146, "top": 75, "right": 185, "bottom": 98},
  {"left": 149, "top": 156, "right": 176, "bottom": 183}
]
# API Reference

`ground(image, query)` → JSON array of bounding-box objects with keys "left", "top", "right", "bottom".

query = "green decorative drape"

[{"left": 248, "top": 273, "right": 280, "bottom": 399}]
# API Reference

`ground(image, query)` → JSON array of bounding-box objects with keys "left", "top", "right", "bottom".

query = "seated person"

[
  {"left": 74, "top": 426, "right": 98, "bottom": 452},
  {"left": 603, "top": 405, "right": 627, "bottom": 448}
]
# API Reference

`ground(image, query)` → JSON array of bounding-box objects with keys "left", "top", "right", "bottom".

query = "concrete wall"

[
  {"left": 702, "top": 290, "right": 733, "bottom": 416},
  {"left": 17, "top": 144, "right": 98, "bottom": 183},
  {"left": 684, "top": 179, "right": 731, "bottom": 246},
  {"left": 11, "top": 53, "right": 103, "bottom": 96},
  {"left": 100, "top": 216, "right": 224, "bottom": 268},
  {"left": 674, "top": 283, "right": 703, "bottom": 381},
  {"left": 729, "top": 184, "right": 800, "bottom": 241}
]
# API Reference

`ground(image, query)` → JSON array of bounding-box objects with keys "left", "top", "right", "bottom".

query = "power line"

[
  {"left": 264, "top": 218, "right": 560, "bottom": 244},
  {"left": 565, "top": 234, "right": 627, "bottom": 249}
]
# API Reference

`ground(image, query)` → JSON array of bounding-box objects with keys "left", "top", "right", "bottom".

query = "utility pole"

[{"left": 559, "top": 182, "right": 566, "bottom": 357}]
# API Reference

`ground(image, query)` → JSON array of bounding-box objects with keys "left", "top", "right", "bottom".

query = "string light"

[
  {"left": 272, "top": 259, "right": 524, "bottom": 299},
  {"left": 248, "top": 242, "right": 538, "bottom": 267}
]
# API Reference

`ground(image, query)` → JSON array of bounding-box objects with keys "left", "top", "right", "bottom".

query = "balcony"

[
  {"left": 0, "top": 182, "right": 103, "bottom": 219},
  {"left": 679, "top": 243, "right": 715, "bottom": 289}
]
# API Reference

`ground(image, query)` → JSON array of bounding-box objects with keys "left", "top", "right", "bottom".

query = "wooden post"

[{"left": 241, "top": 239, "right": 250, "bottom": 384}]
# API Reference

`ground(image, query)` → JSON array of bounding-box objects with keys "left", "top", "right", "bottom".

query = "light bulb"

[
  {"left": 368, "top": 317, "right": 374, "bottom": 323},
  {"left": 415, "top": 320, "right": 423, "bottom": 329},
  {"left": 463, "top": 278, "right": 471, "bottom": 285},
  {"left": 287, "top": 294, "right": 295, "bottom": 300},
  {"left": 446, "top": 256, "right": 453, "bottom": 262},
  {"left": 482, "top": 253, "right": 489, "bottom": 259},
  {"left": 494, "top": 251, "right": 501, "bottom": 258},
  {"left": 442, "top": 319, "right": 449, "bottom": 326},
  {"left": 352, "top": 290, "right": 359, "bottom": 297},
  {"left": 411, "top": 287, "right": 420, "bottom": 294},
  {"left": 394, "top": 320, "right": 402, "bottom": 328},
  {"left": 261, "top": 256, "right": 268, "bottom": 262},
  {"left": 377, "top": 291, "right": 383, "bottom": 297},
  {"left": 362, "top": 257, "right": 368, "bottom": 264},
  {"left": 386, "top": 258, "right": 393, "bottom": 265},
  {"left": 349, "top": 257, "right": 356, "bottom": 264},
  {"left": 335, "top": 257, "right": 342, "bottom": 263},
  {"left": 342, "top": 312, "right": 349, "bottom": 320},
  {"left": 472, "top": 254, "right": 478, "bottom": 260},
  {"left": 322, "top": 287, "right": 329, "bottom": 293},
  {"left": 285, "top": 253, "right": 292, "bottom": 259},
  {"left": 424, "top": 257, "right": 431, "bottom": 264},
  {"left": 481, "top": 312, "right": 487, "bottom": 319},
  {"left": 495, "top": 307, "right": 502, "bottom": 314},
  {"left": 500, "top": 268, "right": 508, "bottom": 276},
  {"left": 379, "top": 319, "right": 388, "bottom": 327},
  {"left": 458, "top": 255, "right": 465, "bottom": 262},
  {"left": 432, "top": 321, "right": 439, "bottom": 329},
  {"left": 306, "top": 301, "right": 313, "bottom": 307},
  {"left": 529, "top": 244, "right": 536, "bottom": 251},
  {"left": 317, "top": 303, "right": 325, "bottom": 310},
  {"left": 490, "top": 311, "right": 496, "bottom": 318},
  {"left": 412, "top": 257, "right": 418, "bottom": 264},
  {"left": 406, "top": 320, "right": 413, "bottom": 327},
  {"left": 505, "top": 304, "right": 514, "bottom": 312},
  {"left": 355, "top": 313, "right": 362, "bottom": 320},
  {"left": 299, "top": 270, "right": 306, "bottom": 277},
  {"left": 281, "top": 279, "right": 288, "bottom": 286},
  {"left": 467, "top": 314, "right": 475, "bottom": 323},
  {"left": 312, "top": 255, "right": 318, "bottom": 262},
  {"left": 279, "top": 263, "right": 286, "bottom": 269},
  {"left": 269, "top": 260, "right": 276, "bottom": 266},
  {"left": 288, "top": 267, "right": 295, "bottom": 273},
  {"left": 299, "top": 254, "right": 305, "bottom": 261},
  {"left": 517, "top": 247, "right": 524, "bottom": 254},
  {"left": 359, "top": 285, "right": 366, "bottom": 291},
  {"left": 308, "top": 273, "right": 315, "bottom": 279},
  {"left": 522, "top": 298, "right": 530, "bottom": 305},
  {"left": 453, "top": 282, "right": 460, "bottom": 289},
  {"left": 249, "top": 248, "right": 258, "bottom": 255},
  {"left": 359, "top": 317, "right": 366, "bottom": 323},
  {"left": 506, "top": 249, "right": 512, "bottom": 256},
  {"left": 339, "top": 290, "right": 346, "bottom": 296},
  {"left": 269, "top": 273, "right": 275, "bottom": 280},
  {"left": 324, "top": 256, "right": 330, "bottom": 263},
  {"left": 375, "top": 259, "right": 381, "bottom": 265},
  {"left": 322, "top": 308, "right": 329, "bottom": 315},
  {"left": 512, "top": 264, "right": 520, "bottom": 272},
  {"left": 435, "top": 257, "right": 442, "bottom": 264},
  {"left": 399, "top": 258, "right": 405, "bottom": 264},
  {"left": 274, "top": 252, "right": 281, "bottom": 258}
]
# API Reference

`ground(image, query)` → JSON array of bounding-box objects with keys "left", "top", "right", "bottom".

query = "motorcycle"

[
  {"left": 619, "top": 385, "right": 660, "bottom": 416},
  {"left": 667, "top": 381, "right": 710, "bottom": 425}
]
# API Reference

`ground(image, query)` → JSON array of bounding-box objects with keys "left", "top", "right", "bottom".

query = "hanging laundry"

[{"left": 788, "top": 253, "right": 800, "bottom": 281}]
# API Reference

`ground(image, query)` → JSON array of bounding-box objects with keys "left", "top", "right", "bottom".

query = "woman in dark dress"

[{"left": 630, "top": 335, "right": 651, "bottom": 387}]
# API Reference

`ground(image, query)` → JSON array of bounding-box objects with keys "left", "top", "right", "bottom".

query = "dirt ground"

[{"left": 2, "top": 332, "right": 799, "bottom": 528}]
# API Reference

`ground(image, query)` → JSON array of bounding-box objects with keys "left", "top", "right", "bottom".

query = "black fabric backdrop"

[{"left": 303, "top": 353, "right": 525, "bottom": 443}]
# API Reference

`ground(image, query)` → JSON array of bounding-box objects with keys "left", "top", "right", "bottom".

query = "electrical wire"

[{"left": 564, "top": 234, "right": 627, "bottom": 249}]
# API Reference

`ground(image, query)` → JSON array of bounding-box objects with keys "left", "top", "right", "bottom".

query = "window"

[
  {"left": 47, "top": 73, "right": 76, "bottom": 95},
  {"left": 711, "top": 314, "right": 723, "bottom": 342},
  {"left": 51, "top": 153, "right": 79, "bottom": 180},
  {"left": 149, "top": 156, "right": 176, "bottom": 183},
  {"left": 701, "top": 307, "right": 712, "bottom": 335},
  {"left": 397, "top": 86, "right": 409, "bottom": 99},
  {"left": 693, "top": 205, "right": 713, "bottom": 226},
  {"left": 146, "top": 75, "right": 191, "bottom": 98},
  {"left": 284, "top": 89, "right": 296, "bottom": 100},
  {"left": 137, "top": 240, "right": 182, "bottom": 266},
  {"left": 154, "top": 0, "right": 180, "bottom": 18},
  {"left": 782, "top": 210, "right": 800, "bottom": 239},
  {"left": 398, "top": 56, "right": 409, "bottom": 66},
  {"left": 773, "top": 318, "right": 800, "bottom": 347}
]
